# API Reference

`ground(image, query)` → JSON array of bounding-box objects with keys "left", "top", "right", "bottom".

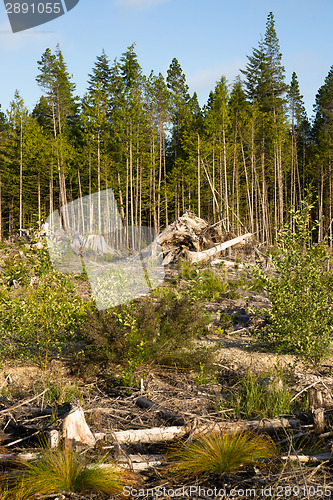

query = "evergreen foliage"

[{"left": 0, "top": 12, "right": 331, "bottom": 245}]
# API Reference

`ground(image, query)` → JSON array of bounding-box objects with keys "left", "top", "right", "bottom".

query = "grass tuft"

[
  {"left": 10, "top": 448, "right": 126, "bottom": 498},
  {"left": 169, "top": 429, "right": 275, "bottom": 477}
]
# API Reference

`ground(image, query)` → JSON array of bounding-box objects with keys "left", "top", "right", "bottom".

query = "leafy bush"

[
  {"left": 0, "top": 271, "right": 88, "bottom": 367},
  {"left": 256, "top": 196, "right": 333, "bottom": 365},
  {"left": 169, "top": 429, "right": 275, "bottom": 477},
  {"left": 81, "top": 287, "right": 212, "bottom": 370}
]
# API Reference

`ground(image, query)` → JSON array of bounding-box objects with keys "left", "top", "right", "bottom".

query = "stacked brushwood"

[{"left": 157, "top": 212, "right": 253, "bottom": 265}]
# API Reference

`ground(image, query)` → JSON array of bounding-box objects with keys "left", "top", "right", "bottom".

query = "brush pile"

[{"left": 157, "top": 212, "right": 253, "bottom": 265}]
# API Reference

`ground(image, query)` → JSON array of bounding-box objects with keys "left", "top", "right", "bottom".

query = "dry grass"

[
  {"left": 169, "top": 429, "right": 275, "bottom": 477},
  {"left": 7, "top": 448, "right": 128, "bottom": 499}
]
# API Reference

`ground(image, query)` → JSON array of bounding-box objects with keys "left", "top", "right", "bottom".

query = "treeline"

[{"left": 0, "top": 12, "right": 332, "bottom": 243}]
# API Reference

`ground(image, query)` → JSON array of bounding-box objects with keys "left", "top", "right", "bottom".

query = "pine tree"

[
  {"left": 287, "top": 72, "right": 308, "bottom": 218},
  {"left": 204, "top": 77, "right": 230, "bottom": 230},
  {"left": 242, "top": 12, "right": 287, "bottom": 114},
  {"left": 7, "top": 91, "right": 28, "bottom": 234},
  {"left": 166, "top": 58, "right": 190, "bottom": 218},
  {"left": 36, "top": 45, "right": 78, "bottom": 228},
  {"left": 312, "top": 66, "right": 333, "bottom": 241},
  {"left": 83, "top": 51, "right": 113, "bottom": 230},
  {"left": 119, "top": 44, "right": 146, "bottom": 230}
]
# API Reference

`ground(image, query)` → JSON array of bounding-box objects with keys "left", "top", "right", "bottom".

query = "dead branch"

[
  {"left": 185, "top": 233, "right": 253, "bottom": 263},
  {"left": 0, "top": 389, "right": 49, "bottom": 415}
]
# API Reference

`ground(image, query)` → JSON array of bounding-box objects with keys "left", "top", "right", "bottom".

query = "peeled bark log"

[
  {"left": 111, "top": 426, "right": 186, "bottom": 445},
  {"left": 110, "top": 418, "right": 299, "bottom": 445},
  {"left": 281, "top": 452, "right": 332, "bottom": 463},
  {"left": 185, "top": 233, "right": 252, "bottom": 263}
]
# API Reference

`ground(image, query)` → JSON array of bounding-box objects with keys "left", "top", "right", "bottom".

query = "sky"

[{"left": 0, "top": 0, "right": 332, "bottom": 120}]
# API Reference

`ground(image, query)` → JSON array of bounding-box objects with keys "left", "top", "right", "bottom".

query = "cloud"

[
  {"left": 188, "top": 59, "right": 245, "bottom": 91},
  {"left": 114, "top": 0, "right": 168, "bottom": 9},
  {"left": 0, "top": 18, "right": 56, "bottom": 52}
]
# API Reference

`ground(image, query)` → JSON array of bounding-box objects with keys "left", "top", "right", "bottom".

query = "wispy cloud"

[
  {"left": 114, "top": 0, "right": 168, "bottom": 9},
  {"left": 0, "top": 18, "right": 56, "bottom": 52},
  {"left": 188, "top": 59, "right": 245, "bottom": 91}
]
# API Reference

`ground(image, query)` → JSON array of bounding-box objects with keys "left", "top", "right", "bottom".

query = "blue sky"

[{"left": 0, "top": 0, "right": 332, "bottom": 119}]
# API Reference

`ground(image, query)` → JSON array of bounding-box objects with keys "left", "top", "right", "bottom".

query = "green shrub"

[
  {"left": 81, "top": 287, "right": 211, "bottom": 371},
  {"left": 169, "top": 429, "right": 275, "bottom": 477},
  {"left": 0, "top": 271, "right": 88, "bottom": 367},
  {"left": 256, "top": 195, "right": 333, "bottom": 365}
]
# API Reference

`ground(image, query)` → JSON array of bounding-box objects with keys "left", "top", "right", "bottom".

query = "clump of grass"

[
  {"left": 43, "top": 379, "right": 82, "bottom": 406},
  {"left": 178, "top": 261, "right": 228, "bottom": 301},
  {"left": 219, "top": 371, "right": 292, "bottom": 419},
  {"left": 11, "top": 448, "right": 127, "bottom": 498},
  {"left": 169, "top": 430, "right": 275, "bottom": 477}
]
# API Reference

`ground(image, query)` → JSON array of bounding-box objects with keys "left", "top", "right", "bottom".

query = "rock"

[{"left": 261, "top": 376, "right": 284, "bottom": 392}]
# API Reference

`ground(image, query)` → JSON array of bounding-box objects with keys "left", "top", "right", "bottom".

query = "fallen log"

[
  {"left": 281, "top": 452, "right": 332, "bottom": 463},
  {"left": 185, "top": 233, "right": 253, "bottom": 264},
  {"left": 116, "top": 454, "right": 166, "bottom": 471},
  {"left": 110, "top": 418, "right": 299, "bottom": 445},
  {"left": 210, "top": 259, "right": 246, "bottom": 269},
  {"left": 0, "top": 451, "right": 41, "bottom": 464},
  {"left": 0, "top": 451, "right": 161, "bottom": 472}
]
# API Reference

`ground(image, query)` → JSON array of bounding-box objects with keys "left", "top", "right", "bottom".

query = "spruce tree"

[
  {"left": 166, "top": 58, "right": 190, "bottom": 218},
  {"left": 312, "top": 66, "right": 333, "bottom": 241},
  {"left": 241, "top": 12, "right": 287, "bottom": 114},
  {"left": 36, "top": 45, "right": 78, "bottom": 227}
]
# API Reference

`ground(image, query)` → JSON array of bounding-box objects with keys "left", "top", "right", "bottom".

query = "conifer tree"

[
  {"left": 287, "top": 72, "right": 308, "bottom": 217},
  {"left": 166, "top": 58, "right": 191, "bottom": 218},
  {"left": 313, "top": 66, "right": 333, "bottom": 240},
  {"left": 36, "top": 45, "right": 78, "bottom": 228},
  {"left": 7, "top": 91, "right": 28, "bottom": 234}
]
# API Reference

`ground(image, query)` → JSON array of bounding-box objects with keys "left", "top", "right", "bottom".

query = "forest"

[
  {"left": 0, "top": 11, "right": 332, "bottom": 243},
  {"left": 1, "top": 12, "right": 333, "bottom": 499}
]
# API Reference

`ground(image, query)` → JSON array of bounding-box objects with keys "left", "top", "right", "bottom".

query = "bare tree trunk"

[
  {"left": 0, "top": 173, "right": 2, "bottom": 241},
  {"left": 197, "top": 134, "right": 201, "bottom": 218},
  {"left": 152, "top": 134, "right": 157, "bottom": 232},
  {"left": 318, "top": 168, "right": 324, "bottom": 242},
  {"left": 38, "top": 173, "right": 41, "bottom": 230},
  {"left": 163, "top": 134, "right": 168, "bottom": 227},
  {"left": 240, "top": 138, "right": 252, "bottom": 232},
  {"left": 19, "top": 111, "right": 23, "bottom": 235},
  {"left": 97, "top": 129, "right": 101, "bottom": 233},
  {"left": 222, "top": 119, "right": 229, "bottom": 232},
  {"left": 212, "top": 143, "right": 215, "bottom": 222}
]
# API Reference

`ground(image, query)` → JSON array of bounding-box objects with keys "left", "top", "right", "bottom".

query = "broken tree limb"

[
  {"left": 0, "top": 389, "right": 49, "bottom": 415},
  {"left": 185, "top": 233, "right": 253, "bottom": 264},
  {"left": 135, "top": 396, "right": 185, "bottom": 426}
]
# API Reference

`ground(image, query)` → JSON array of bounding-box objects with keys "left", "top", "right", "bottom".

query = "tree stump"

[
  {"left": 308, "top": 388, "right": 325, "bottom": 434},
  {"left": 62, "top": 407, "right": 95, "bottom": 449}
]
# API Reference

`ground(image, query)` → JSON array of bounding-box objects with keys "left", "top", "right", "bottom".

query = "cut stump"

[{"left": 62, "top": 407, "right": 96, "bottom": 449}]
